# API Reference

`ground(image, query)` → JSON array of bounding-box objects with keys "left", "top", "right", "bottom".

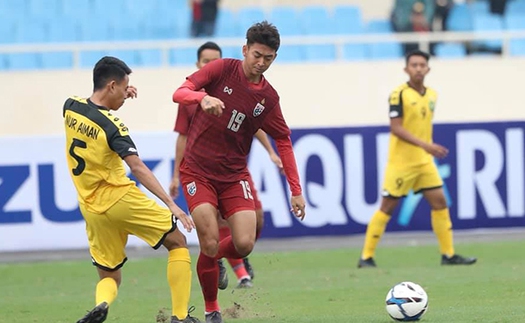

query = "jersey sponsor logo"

[
  {"left": 186, "top": 181, "right": 197, "bottom": 196},
  {"left": 253, "top": 103, "right": 265, "bottom": 117},
  {"left": 389, "top": 110, "right": 399, "bottom": 118},
  {"left": 128, "top": 147, "right": 137, "bottom": 153},
  {"left": 223, "top": 86, "right": 233, "bottom": 95}
]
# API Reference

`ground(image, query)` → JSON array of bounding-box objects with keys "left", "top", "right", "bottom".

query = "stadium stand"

[{"left": 0, "top": 0, "right": 524, "bottom": 70}]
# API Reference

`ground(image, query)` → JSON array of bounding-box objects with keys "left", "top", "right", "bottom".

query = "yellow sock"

[
  {"left": 431, "top": 208, "right": 455, "bottom": 257},
  {"left": 361, "top": 210, "right": 391, "bottom": 259},
  {"left": 168, "top": 248, "right": 192, "bottom": 319},
  {"left": 95, "top": 277, "right": 118, "bottom": 306}
]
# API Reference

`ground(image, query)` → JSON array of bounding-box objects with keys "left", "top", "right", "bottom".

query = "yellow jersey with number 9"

[
  {"left": 387, "top": 83, "right": 438, "bottom": 168},
  {"left": 63, "top": 97, "right": 138, "bottom": 214}
]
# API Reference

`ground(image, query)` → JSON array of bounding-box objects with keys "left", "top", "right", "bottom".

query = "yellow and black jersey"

[
  {"left": 63, "top": 97, "right": 138, "bottom": 213},
  {"left": 387, "top": 83, "right": 438, "bottom": 168}
]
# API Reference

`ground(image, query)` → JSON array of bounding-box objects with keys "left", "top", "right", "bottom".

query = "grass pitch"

[{"left": 1, "top": 240, "right": 524, "bottom": 323}]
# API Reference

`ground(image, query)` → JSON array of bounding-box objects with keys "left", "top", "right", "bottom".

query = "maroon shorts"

[{"left": 180, "top": 168, "right": 262, "bottom": 219}]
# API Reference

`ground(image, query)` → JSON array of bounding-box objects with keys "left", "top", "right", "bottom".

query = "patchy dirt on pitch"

[
  {"left": 223, "top": 302, "right": 245, "bottom": 319},
  {"left": 155, "top": 308, "right": 170, "bottom": 322}
]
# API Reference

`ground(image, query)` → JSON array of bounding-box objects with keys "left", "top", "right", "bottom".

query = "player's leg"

[
  {"left": 239, "top": 207, "right": 263, "bottom": 284},
  {"left": 219, "top": 209, "right": 257, "bottom": 259},
  {"left": 216, "top": 217, "right": 230, "bottom": 290},
  {"left": 358, "top": 167, "right": 415, "bottom": 268},
  {"left": 417, "top": 163, "right": 476, "bottom": 265},
  {"left": 192, "top": 203, "right": 223, "bottom": 321},
  {"left": 422, "top": 188, "right": 477, "bottom": 265},
  {"left": 113, "top": 186, "right": 198, "bottom": 322},
  {"left": 76, "top": 204, "right": 127, "bottom": 323},
  {"left": 242, "top": 177, "right": 264, "bottom": 282},
  {"left": 182, "top": 175, "right": 224, "bottom": 321},
  {"left": 358, "top": 196, "right": 400, "bottom": 267},
  {"left": 216, "top": 178, "right": 258, "bottom": 261},
  {"left": 218, "top": 215, "right": 250, "bottom": 288},
  {"left": 162, "top": 229, "right": 199, "bottom": 322}
]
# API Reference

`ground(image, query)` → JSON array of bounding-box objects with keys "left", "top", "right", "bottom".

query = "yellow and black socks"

[{"left": 361, "top": 210, "right": 391, "bottom": 259}]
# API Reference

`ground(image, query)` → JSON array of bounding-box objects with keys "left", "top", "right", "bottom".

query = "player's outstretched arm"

[
  {"left": 124, "top": 154, "right": 195, "bottom": 232},
  {"left": 390, "top": 118, "right": 448, "bottom": 158},
  {"left": 254, "top": 129, "right": 283, "bottom": 171},
  {"left": 274, "top": 137, "right": 306, "bottom": 220}
]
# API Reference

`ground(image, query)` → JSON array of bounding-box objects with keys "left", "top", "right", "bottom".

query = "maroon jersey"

[
  {"left": 184, "top": 58, "right": 291, "bottom": 182},
  {"left": 174, "top": 103, "right": 198, "bottom": 135}
]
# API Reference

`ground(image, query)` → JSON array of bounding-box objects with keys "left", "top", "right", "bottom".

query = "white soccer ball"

[{"left": 385, "top": 281, "right": 428, "bottom": 321}]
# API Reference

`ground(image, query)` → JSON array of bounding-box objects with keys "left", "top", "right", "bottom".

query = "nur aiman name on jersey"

[{"left": 65, "top": 114, "right": 100, "bottom": 140}]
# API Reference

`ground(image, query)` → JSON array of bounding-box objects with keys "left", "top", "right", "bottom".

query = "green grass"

[{"left": 1, "top": 240, "right": 524, "bottom": 323}]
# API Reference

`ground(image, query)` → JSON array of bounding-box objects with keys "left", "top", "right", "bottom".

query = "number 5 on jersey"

[
  {"left": 227, "top": 109, "right": 246, "bottom": 132},
  {"left": 69, "top": 138, "right": 87, "bottom": 176}
]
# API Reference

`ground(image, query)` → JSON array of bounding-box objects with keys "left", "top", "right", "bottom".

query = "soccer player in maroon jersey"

[
  {"left": 170, "top": 41, "right": 283, "bottom": 290},
  {"left": 172, "top": 21, "right": 306, "bottom": 323}
]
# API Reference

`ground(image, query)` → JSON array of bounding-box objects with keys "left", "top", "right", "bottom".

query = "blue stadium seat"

[
  {"left": 468, "top": 0, "right": 490, "bottom": 14},
  {"left": 80, "top": 51, "right": 108, "bottom": 68},
  {"left": 343, "top": 43, "right": 367, "bottom": 61},
  {"left": 41, "top": 52, "right": 74, "bottom": 69},
  {"left": 0, "top": 20, "right": 17, "bottom": 44},
  {"left": 0, "top": 0, "right": 25, "bottom": 18},
  {"left": 79, "top": 20, "right": 112, "bottom": 41},
  {"left": 221, "top": 46, "right": 243, "bottom": 60},
  {"left": 508, "top": 0, "right": 525, "bottom": 13},
  {"left": 368, "top": 42, "right": 403, "bottom": 59},
  {"left": 472, "top": 14, "right": 504, "bottom": 50},
  {"left": 125, "top": 0, "right": 157, "bottom": 19},
  {"left": 7, "top": 53, "right": 41, "bottom": 70},
  {"left": 333, "top": 5, "right": 363, "bottom": 34},
  {"left": 112, "top": 15, "right": 147, "bottom": 41},
  {"left": 136, "top": 49, "right": 163, "bottom": 67},
  {"left": 300, "top": 6, "right": 335, "bottom": 35},
  {"left": 269, "top": 6, "right": 302, "bottom": 36},
  {"left": 16, "top": 21, "right": 48, "bottom": 43},
  {"left": 505, "top": 14, "right": 525, "bottom": 30},
  {"left": 366, "top": 20, "right": 393, "bottom": 33},
  {"left": 48, "top": 19, "right": 80, "bottom": 42},
  {"left": 92, "top": 0, "right": 125, "bottom": 19},
  {"left": 237, "top": 7, "right": 266, "bottom": 32},
  {"left": 106, "top": 50, "right": 138, "bottom": 66},
  {"left": 434, "top": 43, "right": 467, "bottom": 58},
  {"left": 173, "top": 11, "right": 191, "bottom": 38},
  {"left": 143, "top": 11, "right": 178, "bottom": 40},
  {"left": 446, "top": 3, "right": 472, "bottom": 31},
  {"left": 304, "top": 44, "right": 336, "bottom": 62},
  {"left": 510, "top": 39, "right": 525, "bottom": 56},
  {"left": 170, "top": 48, "right": 197, "bottom": 66},
  {"left": 61, "top": 0, "right": 91, "bottom": 17},
  {"left": 0, "top": 54, "right": 7, "bottom": 70},
  {"left": 28, "top": 0, "right": 60, "bottom": 19},
  {"left": 275, "top": 45, "right": 304, "bottom": 63},
  {"left": 215, "top": 9, "right": 240, "bottom": 38}
]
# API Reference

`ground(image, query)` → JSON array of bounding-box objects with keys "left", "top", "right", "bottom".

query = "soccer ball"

[{"left": 385, "top": 281, "right": 428, "bottom": 321}]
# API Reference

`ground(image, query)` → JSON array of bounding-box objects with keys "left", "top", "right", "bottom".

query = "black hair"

[
  {"left": 197, "top": 41, "right": 222, "bottom": 60},
  {"left": 93, "top": 56, "right": 132, "bottom": 91},
  {"left": 246, "top": 21, "right": 280, "bottom": 52},
  {"left": 405, "top": 49, "right": 430, "bottom": 65}
]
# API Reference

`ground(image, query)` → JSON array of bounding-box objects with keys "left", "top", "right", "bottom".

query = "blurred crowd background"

[{"left": 0, "top": 0, "right": 523, "bottom": 70}]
